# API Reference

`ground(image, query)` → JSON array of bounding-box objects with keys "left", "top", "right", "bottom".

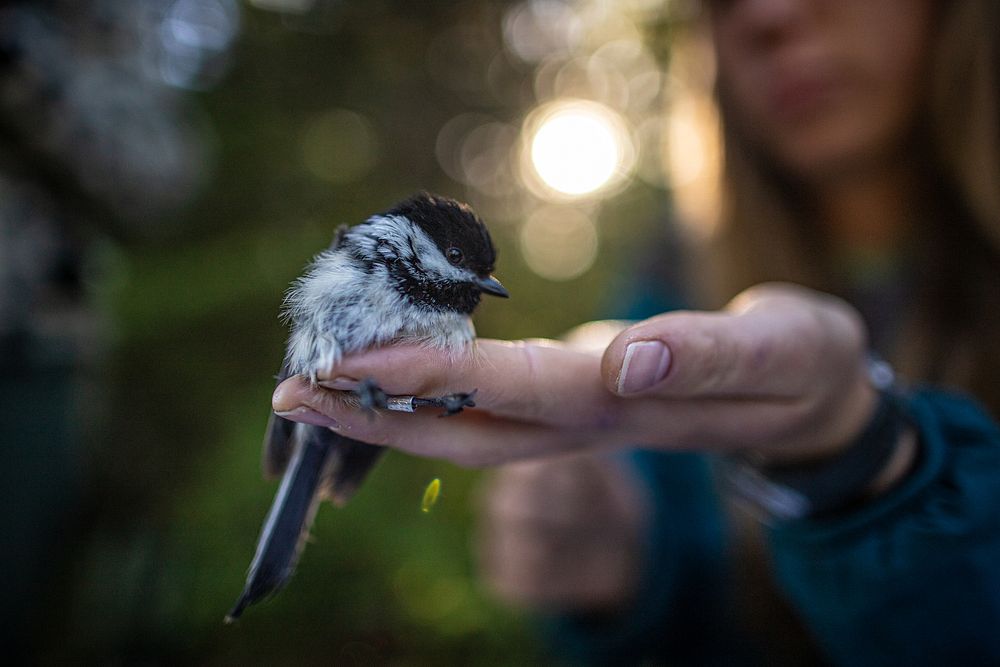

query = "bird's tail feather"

[{"left": 226, "top": 424, "right": 339, "bottom": 622}]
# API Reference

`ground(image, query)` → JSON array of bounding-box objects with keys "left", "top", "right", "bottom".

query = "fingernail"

[
  {"left": 317, "top": 377, "right": 359, "bottom": 391},
  {"left": 272, "top": 382, "right": 294, "bottom": 411},
  {"left": 274, "top": 407, "right": 340, "bottom": 428},
  {"left": 618, "top": 341, "right": 671, "bottom": 395}
]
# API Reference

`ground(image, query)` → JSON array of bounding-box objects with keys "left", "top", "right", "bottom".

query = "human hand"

[
  {"left": 271, "top": 283, "right": 877, "bottom": 466},
  {"left": 476, "top": 453, "right": 649, "bottom": 612}
]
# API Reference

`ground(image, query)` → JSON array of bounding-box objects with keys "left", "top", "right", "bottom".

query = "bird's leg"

[
  {"left": 351, "top": 380, "right": 477, "bottom": 417},
  {"left": 413, "top": 389, "right": 477, "bottom": 417}
]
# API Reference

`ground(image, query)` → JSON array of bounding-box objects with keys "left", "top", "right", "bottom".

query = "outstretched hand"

[{"left": 271, "top": 283, "right": 877, "bottom": 466}]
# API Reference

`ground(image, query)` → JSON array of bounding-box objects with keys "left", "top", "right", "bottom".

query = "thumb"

[
  {"left": 600, "top": 311, "right": 711, "bottom": 397},
  {"left": 600, "top": 302, "right": 819, "bottom": 399}
]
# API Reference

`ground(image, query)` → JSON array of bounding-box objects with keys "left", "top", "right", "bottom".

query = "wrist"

[{"left": 725, "top": 357, "right": 915, "bottom": 520}]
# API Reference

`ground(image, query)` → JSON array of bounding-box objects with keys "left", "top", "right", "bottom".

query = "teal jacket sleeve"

[{"left": 768, "top": 388, "right": 1000, "bottom": 666}]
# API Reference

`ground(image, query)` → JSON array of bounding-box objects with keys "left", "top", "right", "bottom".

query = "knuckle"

[
  {"left": 485, "top": 343, "right": 546, "bottom": 420},
  {"left": 516, "top": 345, "right": 546, "bottom": 419},
  {"left": 688, "top": 325, "right": 738, "bottom": 393}
]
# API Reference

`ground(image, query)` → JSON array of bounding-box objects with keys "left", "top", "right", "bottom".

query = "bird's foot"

[{"left": 354, "top": 377, "right": 388, "bottom": 418}]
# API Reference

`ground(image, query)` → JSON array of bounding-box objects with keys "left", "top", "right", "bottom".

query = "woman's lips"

[{"left": 766, "top": 68, "right": 844, "bottom": 122}]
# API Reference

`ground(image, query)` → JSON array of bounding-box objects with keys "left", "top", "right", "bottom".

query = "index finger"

[{"left": 317, "top": 339, "right": 623, "bottom": 429}]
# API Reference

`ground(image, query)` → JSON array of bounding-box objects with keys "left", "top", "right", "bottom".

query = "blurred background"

[{"left": 0, "top": 0, "right": 709, "bottom": 662}]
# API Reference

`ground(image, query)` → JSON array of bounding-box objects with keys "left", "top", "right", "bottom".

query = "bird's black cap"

[{"left": 384, "top": 192, "right": 498, "bottom": 277}]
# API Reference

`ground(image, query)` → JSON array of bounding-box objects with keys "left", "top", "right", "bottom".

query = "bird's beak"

[{"left": 475, "top": 275, "right": 509, "bottom": 298}]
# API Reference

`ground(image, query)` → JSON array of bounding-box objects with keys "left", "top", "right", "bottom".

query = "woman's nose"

[{"left": 721, "top": 0, "right": 813, "bottom": 45}]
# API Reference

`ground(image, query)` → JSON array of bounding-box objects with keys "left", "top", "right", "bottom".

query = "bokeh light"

[
  {"left": 519, "top": 205, "right": 599, "bottom": 280},
  {"left": 436, "top": 113, "right": 495, "bottom": 184},
  {"left": 459, "top": 122, "right": 519, "bottom": 197},
  {"left": 523, "top": 99, "right": 634, "bottom": 197},
  {"left": 502, "top": 0, "right": 582, "bottom": 64},
  {"left": 145, "top": 0, "right": 241, "bottom": 90}
]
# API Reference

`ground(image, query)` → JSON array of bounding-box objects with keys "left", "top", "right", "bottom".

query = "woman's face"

[{"left": 709, "top": 0, "right": 936, "bottom": 182}]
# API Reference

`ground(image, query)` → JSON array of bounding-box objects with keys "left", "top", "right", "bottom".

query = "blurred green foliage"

[{"left": 41, "top": 2, "right": 672, "bottom": 663}]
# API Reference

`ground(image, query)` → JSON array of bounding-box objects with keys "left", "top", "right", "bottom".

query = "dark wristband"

[{"left": 724, "top": 383, "right": 912, "bottom": 521}]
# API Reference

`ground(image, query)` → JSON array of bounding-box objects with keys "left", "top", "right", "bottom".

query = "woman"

[{"left": 273, "top": 0, "right": 1000, "bottom": 663}]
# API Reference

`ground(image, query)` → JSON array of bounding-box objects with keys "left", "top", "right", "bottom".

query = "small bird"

[{"left": 227, "top": 193, "right": 507, "bottom": 621}]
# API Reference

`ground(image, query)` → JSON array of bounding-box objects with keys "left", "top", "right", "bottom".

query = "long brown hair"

[{"left": 677, "top": 0, "right": 1000, "bottom": 415}]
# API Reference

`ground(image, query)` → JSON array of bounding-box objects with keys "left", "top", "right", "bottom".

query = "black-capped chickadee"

[{"left": 227, "top": 193, "right": 508, "bottom": 621}]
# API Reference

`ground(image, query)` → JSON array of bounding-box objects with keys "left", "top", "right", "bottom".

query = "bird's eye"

[{"left": 446, "top": 247, "right": 463, "bottom": 265}]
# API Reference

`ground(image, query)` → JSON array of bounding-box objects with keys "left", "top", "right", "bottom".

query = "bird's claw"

[
  {"left": 438, "top": 389, "right": 477, "bottom": 416},
  {"left": 354, "top": 377, "right": 388, "bottom": 417}
]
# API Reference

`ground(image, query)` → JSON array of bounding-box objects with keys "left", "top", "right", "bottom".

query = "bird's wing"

[
  {"left": 263, "top": 411, "right": 296, "bottom": 479},
  {"left": 263, "top": 362, "right": 295, "bottom": 478},
  {"left": 262, "top": 359, "right": 387, "bottom": 499},
  {"left": 321, "top": 439, "right": 387, "bottom": 506}
]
